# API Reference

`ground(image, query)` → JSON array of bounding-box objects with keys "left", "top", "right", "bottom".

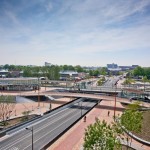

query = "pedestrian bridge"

[
  {"left": 20, "top": 91, "right": 150, "bottom": 108},
  {"left": 2, "top": 90, "right": 149, "bottom": 107}
]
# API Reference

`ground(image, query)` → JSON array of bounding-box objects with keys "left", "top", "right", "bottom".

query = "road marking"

[
  {"left": 22, "top": 101, "right": 95, "bottom": 150},
  {"left": 8, "top": 147, "right": 19, "bottom": 150},
  {"left": 0, "top": 103, "right": 84, "bottom": 150}
]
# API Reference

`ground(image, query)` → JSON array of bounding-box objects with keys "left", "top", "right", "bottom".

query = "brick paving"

[{"left": 48, "top": 100, "right": 150, "bottom": 150}]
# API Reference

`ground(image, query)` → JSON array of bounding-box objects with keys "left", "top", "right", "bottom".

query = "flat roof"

[{"left": 0, "top": 77, "right": 38, "bottom": 81}]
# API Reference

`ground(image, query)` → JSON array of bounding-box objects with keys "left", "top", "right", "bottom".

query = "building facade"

[
  {"left": 59, "top": 71, "right": 78, "bottom": 80},
  {"left": 0, "top": 78, "right": 40, "bottom": 91}
]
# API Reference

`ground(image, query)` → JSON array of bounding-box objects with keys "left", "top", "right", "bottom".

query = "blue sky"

[{"left": 0, "top": 0, "right": 150, "bottom": 67}]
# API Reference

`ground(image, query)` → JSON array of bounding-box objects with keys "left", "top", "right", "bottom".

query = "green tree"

[
  {"left": 133, "top": 66, "right": 144, "bottom": 77},
  {"left": 21, "top": 110, "right": 31, "bottom": 122},
  {"left": 62, "top": 65, "right": 69, "bottom": 71},
  {"left": 3, "top": 64, "right": 9, "bottom": 70},
  {"left": 89, "top": 70, "right": 93, "bottom": 76},
  {"left": 68, "top": 65, "right": 75, "bottom": 71},
  {"left": 100, "top": 67, "right": 107, "bottom": 75},
  {"left": 9, "top": 65, "right": 16, "bottom": 71},
  {"left": 97, "top": 77, "right": 105, "bottom": 86},
  {"left": 122, "top": 78, "right": 135, "bottom": 85},
  {"left": 93, "top": 69, "right": 100, "bottom": 77},
  {"left": 75, "top": 65, "right": 84, "bottom": 72},
  {"left": 83, "top": 119, "right": 121, "bottom": 150},
  {"left": 120, "top": 102, "right": 143, "bottom": 149},
  {"left": 54, "top": 65, "right": 61, "bottom": 80},
  {"left": 23, "top": 67, "right": 32, "bottom": 77},
  {"left": 144, "top": 67, "right": 150, "bottom": 79},
  {"left": 142, "top": 76, "right": 149, "bottom": 91}
]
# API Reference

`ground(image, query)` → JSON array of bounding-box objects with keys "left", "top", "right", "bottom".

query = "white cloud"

[{"left": 0, "top": 0, "right": 150, "bottom": 66}]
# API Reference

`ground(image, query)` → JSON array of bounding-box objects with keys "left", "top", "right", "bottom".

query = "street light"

[
  {"left": 114, "top": 82, "right": 118, "bottom": 120},
  {"left": 81, "top": 101, "right": 82, "bottom": 116},
  {"left": 49, "top": 102, "right": 52, "bottom": 110},
  {"left": 38, "top": 78, "right": 40, "bottom": 107},
  {"left": 78, "top": 101, "right": 82, "bottom": 117},
  {"left": 25, "top": 127, "right": 33, "bottom": 150}
]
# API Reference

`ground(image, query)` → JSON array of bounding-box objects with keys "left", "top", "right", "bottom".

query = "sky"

[{"left": 0, "top": 0, "right": 150, "bottom": 67}]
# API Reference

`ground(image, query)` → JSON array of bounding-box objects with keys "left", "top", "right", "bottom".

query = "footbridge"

[
  {"left": 44, "top": 91, "right": 150, "bottom": 107},
  {"left": 1, "top": 90, "right": 149, "bottom": 107}
]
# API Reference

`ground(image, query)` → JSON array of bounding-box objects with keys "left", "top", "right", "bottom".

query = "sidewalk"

[{"left": 48, "top": 100, "right": 150, "bottom": 150}]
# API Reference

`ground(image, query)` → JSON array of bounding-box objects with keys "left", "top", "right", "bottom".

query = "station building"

[
  {"left": 59, "top": 71, "right": 79, "bottom": 80},
  {"left": 0, "top": 78, "right": 40, "bottom": 91}
]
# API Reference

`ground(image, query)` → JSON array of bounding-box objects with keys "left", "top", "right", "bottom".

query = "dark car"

[{"left": 129, "top": 96, "right": 150, "bottom": 103}]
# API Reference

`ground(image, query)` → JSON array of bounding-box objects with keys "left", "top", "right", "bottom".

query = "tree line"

[
  {"left": 1, "top": 64, "right": 149, "bottom": 79},
  {"left": 0, "top": 64, "right": 107, "bottom": 79},
  {"left": 133, "top": 66, "right": 150, "bottom": 79}
]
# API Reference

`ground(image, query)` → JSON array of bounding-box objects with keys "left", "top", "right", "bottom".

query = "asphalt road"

[
  {"left": 103, "top": 76, "right": 119, "bottom": 87},
  {"left": 0, "top": 98, "right": 97, "bottom": 150}
]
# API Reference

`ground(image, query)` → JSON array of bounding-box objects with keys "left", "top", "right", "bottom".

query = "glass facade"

[{"left": 0, "top": 78, "right": 40, "bottom": 91}]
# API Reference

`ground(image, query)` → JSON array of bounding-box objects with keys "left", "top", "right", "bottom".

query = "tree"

[
  {"left": 89, "top": 70, "right": 93, "bottom": 76},
  {"left": 122, "top": 78, "right": 135, "bottom": 85},
  {"left": 97, "top": 77, "right": 105, "bottom": 86},
  {"left": 83, "top": 118, "right": 121, "bottom": 150},
  {"left": 100, "top": 67, "right": 107, "bottom": 75},
  {"left": 120, "top": 102, "right": 143, "bottom": 149},
  {"left": 75, "top": 65, "right": 84, "bottom": 72},
  {"left": 0, "top": 95, "right": 16, "bottom": 126},
  {"left": 142, "top": 76, "right": 149, "bottom": 91},
  {"left": 133, "top": 66, "right": 144, "bottom": 77},
  {"left": 62, "top": 65, "right": 69, "bottom": 71},
  {"left": 21, "top": 110, "right": 31, "bottom": 122},
  {"left": 93, "top": 69, "right": 100, "bottom": 77},
  {"left": 23, "top": 67, "right": 32, "bottom": 77},
  {"left": 144, "top": 67, "right": 150, "bottom": 79},
  {"left": 3, "top": 64, "right": 9, "bottom": 70},
  {"left": 9, "top": 65, "right": 16, "bottom": 71}
]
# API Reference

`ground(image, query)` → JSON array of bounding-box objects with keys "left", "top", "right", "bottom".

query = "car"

[
  {"left": 130, "top": 97, "right": 139, "bottom": 100},
  {"left": 129, "top": 96, "right": 150, "bottom": 102},
  {"left": 144, "top": 97, "right": 149, "bottom": 100}
]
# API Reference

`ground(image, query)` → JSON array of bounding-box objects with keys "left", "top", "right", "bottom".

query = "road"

[
  {"left": 103, "top": 76, "right": 120, "bottom": 87},
  {"left": 0, "top": 98, "right": 97, "bottom": 150}
]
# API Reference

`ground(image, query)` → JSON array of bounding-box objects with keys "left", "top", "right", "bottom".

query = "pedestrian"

[
  {"left": 130, "top": 98, "right": 132, "bottom": 102},
  {"left": 84, "top": 116, "right": 86, "bottom": 122},
  {"left": 108, "top": 111, "right": 110, "bottom": 116}
]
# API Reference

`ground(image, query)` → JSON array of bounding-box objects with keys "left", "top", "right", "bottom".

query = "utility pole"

[
  {"left": 26, "top": 127, "right": 33, "bottom": 150},
  {"left": 81, "top": 101, "right": 82, "bottom": 116},
  {"left": 114, "top": 82, "right": 117, "bottom": 120},
  {"left": 38, "top": 78, "right": 40, "bottom": 107}
]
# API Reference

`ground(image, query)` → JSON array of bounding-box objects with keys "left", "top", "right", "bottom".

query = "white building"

[{"left": 59, "top": 71, "right": 78, "bottom": 80}]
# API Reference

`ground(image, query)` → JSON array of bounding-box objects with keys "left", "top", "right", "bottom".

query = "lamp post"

[
  {"left": 81, "top": 101, "right": 82, "bottom": 116},
  {"left": 78, "top": 101, "right": 82, "bottom": 117},
  {"left": 45, "top": 75, "right": 47, "bottom": 91},
  {"left": 26, "top": 127, "right": 33, "bottom": 150},
  {"left": 38, "top": 78, "right": 40, "bottom": 107},
  {"left": 49, "top": 102, "right": 52, "bottom": 110},
  {"left": 114, "top": 82, "right": 117, "bottom": 120}
]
